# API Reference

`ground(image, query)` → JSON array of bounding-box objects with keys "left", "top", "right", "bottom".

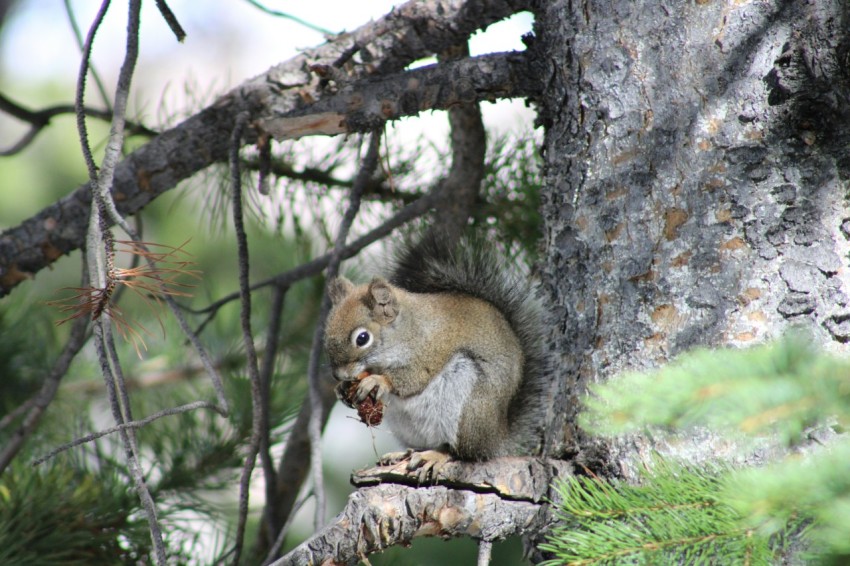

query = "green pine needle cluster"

[
  {"left": 540, "top": 459, "right": 781, "bottom": 565},
  {"left": 474, "top": 133, "right": 542, "bottom": 261},
  {"left": 0, "top": 460, "right": 161, "bottom": 565},
  {"left": 544, "top": 336, "right": 850, "bottom": 565},
  {"left": 580, "top": 335, "right": 847, "bottom": 444},
  {"left": 727, "top": 441, "right": 850, "bottom": 562}
]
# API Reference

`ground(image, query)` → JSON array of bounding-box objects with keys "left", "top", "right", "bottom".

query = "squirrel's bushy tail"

[{"left": 390, "top": 234, "right": 549, "bottom": 456}]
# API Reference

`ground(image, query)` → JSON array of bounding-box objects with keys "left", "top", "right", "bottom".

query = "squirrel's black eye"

[{"left": 352, "top": 328, "right": 372, "bottom": 348}]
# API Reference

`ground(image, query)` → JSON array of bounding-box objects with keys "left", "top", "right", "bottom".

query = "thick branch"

[
  {"left": 0, "top": 0, "right": 530, "bottom": 297},
  {"left": 260, "top": 51, "right": 537, "bottom": 140},
  {"left": 274, "top": 458, "right": 571, "bottom": 566}
]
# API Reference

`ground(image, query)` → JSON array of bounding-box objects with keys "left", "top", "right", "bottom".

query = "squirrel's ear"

[
  {"left": 328, "top": 277, "right": 355, "bottom": 305},
  {"left": 367, "top": 277, "right": 398, "bottom": 323}
]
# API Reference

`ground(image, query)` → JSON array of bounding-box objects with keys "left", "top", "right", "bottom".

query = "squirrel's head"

[{"left": 324, "top": 276, "right": 399, "bottom": 381}]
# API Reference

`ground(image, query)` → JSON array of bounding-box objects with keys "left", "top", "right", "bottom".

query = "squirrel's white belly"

[{"left": 382, "top": 353, "right": 477, "bottom": 450}]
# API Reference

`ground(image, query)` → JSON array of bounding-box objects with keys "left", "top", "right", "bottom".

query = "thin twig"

[
  {"left": 63, "top": 0, "right": 112, "bottom": 112},
  {"left": 230, "top": 111, "right": 263, "bottom": 566},
  {"left": 95, "top": 314, "right": 168, "bottom": 564},
  {"left": 73, "top": 0, "right": 111, "bottom": 180},
  {"left": 0, "top": 93, "right": 156, "bottom": 156},
  {"left": 240, "top": 156, "right": 405, "bottom": 200},
  {"left": 188, "top": 188, "right": 440, "bottom": 326},
  {"left": 244, "top": 0, "right": 335, "bottom": 35},
  {"left": 0, "top": 398, "right": 36, "bottom": 432},
  {"left": 263, "top": 490, "right": 312, "bottom": 565},
  {"left": 260, "top": 283, "right": 288, "bottom": 534},
  {"left": 86, "top": 175, "right": 229, "bottom": 406},
  {"left": 105, "top": 302, "right": 137, "bottom": 427},
  {"left": 154, "top": 0, "right": 186, "bottom": 42},
  {"left": 31, "top": 401, "right": 223, "bottom": 466},
  {"left": 308, "top": 129, "right": 382, "bottom": 529},
  {"left": 75, "top": 1, "right": 168, "bottom": 562},
  {"left": 66, "top": 8, "right": 223, "bottom": 386},
  {"left": 258, "top": 367, "right": 336, "bottom": 559},
  {"left": 91, "top": 145, "right": 228, "bottom": 409}
]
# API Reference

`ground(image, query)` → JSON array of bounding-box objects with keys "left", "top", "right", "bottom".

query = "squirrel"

[{"left": 324, "top": 235, "right": 547, "bottom": 477}]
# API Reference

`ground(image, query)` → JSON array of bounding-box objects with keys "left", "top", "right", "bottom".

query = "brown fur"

[{"left": 325, "top": 276, "right": 524, "bottom": 460}]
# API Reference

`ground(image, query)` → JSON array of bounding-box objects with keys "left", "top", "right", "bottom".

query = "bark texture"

[
  {"left": 274, "top": 458, "right": 571, "bottom": 566},
  {"left": 533, "top": 0, "right": 850, "bottom": 468}
]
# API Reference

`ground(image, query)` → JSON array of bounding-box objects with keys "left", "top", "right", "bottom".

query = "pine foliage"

[
  {"left": 0, "top": 459, "right": 163, "bottom": 565},
  {"left": 580, "top": 335, "right": 847, "bottom": 444},
  {"left": 544, "top": 336, "right": 850, "bottom": 565},
  {"left": 0, "top": 299, "right": 308, "bottom": 563},
  {"left": 540, "top": 459, "right": 781, "bottom": 565}
]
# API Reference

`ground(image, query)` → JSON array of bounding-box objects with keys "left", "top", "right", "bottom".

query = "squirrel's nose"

[{"left": 332, "top": 367, "right": 351, "bottom": 382}]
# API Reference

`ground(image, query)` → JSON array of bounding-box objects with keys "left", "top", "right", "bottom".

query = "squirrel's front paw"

[{"left": 355, "top": 374, "right": 391, "bottom": 402}]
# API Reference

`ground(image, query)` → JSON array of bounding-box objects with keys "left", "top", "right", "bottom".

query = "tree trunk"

[{"left": 533, "top": 0, "right": 850, "bottom": 470}]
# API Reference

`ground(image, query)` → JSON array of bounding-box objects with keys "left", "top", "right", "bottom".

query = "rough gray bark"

[
  {"left": 533, "top": 0, "right": 850, "bottom": 470},
  {"left": 274, "top": 458, "right": 571, "bottom": 566}
]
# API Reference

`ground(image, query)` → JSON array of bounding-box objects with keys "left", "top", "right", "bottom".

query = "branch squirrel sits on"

[{"left": 324, "top": 235, "right": 547, "bottom": 479}]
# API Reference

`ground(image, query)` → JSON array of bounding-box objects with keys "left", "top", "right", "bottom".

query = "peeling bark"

[{"left": 275, "top": 458, "right": 571, "bottom": 566}]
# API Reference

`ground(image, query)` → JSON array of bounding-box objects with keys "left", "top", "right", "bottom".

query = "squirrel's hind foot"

[
  {"left": 377, "top": 449, "right": 452, "bottom": 483},
  {"left": 408, "top": 449, "right": 451, "bottom": 483},
  {"left": 378, "top": 449, "right": 413, "bottom": 466}
]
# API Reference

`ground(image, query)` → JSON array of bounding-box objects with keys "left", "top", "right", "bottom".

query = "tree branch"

[
  {"left": 274, "top": 458, "right": 572, "bottom": 566},
  {"left": 189, "top": 189, "right": 440, "bottom": 328},
  {"left": 230, "top": 111, "right": 265, "bottom": 566},
  {"left": 0, "top": 93, "right": 157, "bottom": 156},
  {"left": 427, "top": 42, "right": 487, "bottom": 240},
  {"left": 30, "top": 400, "right": 223, "bottom": 466},
  {"left": 241, "top": 156, "right": 416, "bottom": 203},
  {"left": 258, "top": 51, "right": 537, "bottom": 140},
  {"left": 1, "top": 0, "right": 534, "bottom": 297}
]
